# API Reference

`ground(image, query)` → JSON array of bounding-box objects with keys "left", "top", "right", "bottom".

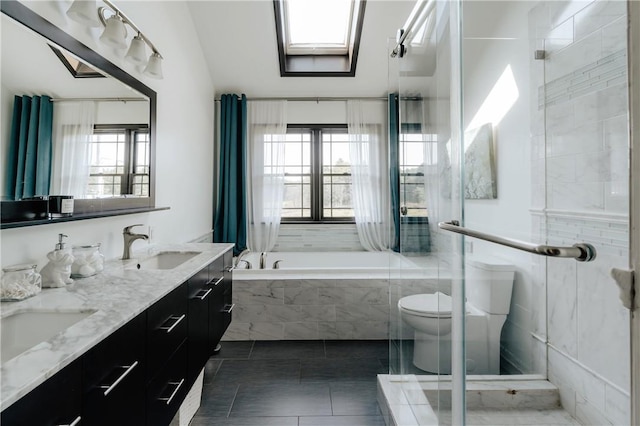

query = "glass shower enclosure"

[{"left": 386, "top": 0, "right": 632, "bottom": 425}]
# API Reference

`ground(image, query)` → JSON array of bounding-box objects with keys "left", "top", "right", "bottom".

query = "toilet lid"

[{"left": 399, "top": 292, "right": 452, "bottom": 317}]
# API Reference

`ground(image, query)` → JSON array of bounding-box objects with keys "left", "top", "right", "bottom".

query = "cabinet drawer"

[
  {"left": 1, "top": 358, "right": 82, "bottom": 426},
  {"left": 187, "top": 267, "right": 212, "bottom": 385},
  {"left": 146, "top": 342, "right": 188, "bottom": 426},
  {"left": 147, "top": 282, "right": 188, "bottom": 378},
  {"left": 83, "top": 312, "right": 146, "bottom": 426}
]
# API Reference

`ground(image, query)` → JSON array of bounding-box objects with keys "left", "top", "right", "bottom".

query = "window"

[
  {"left": 282, "top": 125, "right": 353, "bottom": 221},
  {"left": 273, "top": 0, "right": 367, "bottom": 76},
  {"left": 399, "top": 127, "right": 437, "bottom": 217},
  {"left": 87, "top": 124, "right": 149, "bottom": 198}
]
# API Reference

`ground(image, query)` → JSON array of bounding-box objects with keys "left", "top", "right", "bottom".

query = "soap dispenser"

[{"left": 40, "top": 234, "right": 75, "bottom": 288}]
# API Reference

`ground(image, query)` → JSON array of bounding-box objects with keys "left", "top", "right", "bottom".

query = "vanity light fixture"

[{"left": 66, "top": 0, "right": 164, "bottom": 79}]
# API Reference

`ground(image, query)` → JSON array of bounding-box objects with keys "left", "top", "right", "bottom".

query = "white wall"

[{"left": 1, "top": 0, "right": 215, "bottom": 267}]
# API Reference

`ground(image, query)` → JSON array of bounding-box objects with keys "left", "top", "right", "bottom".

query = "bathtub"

[
  {"left": 232, "top": 251, "right": 424, "bottom": 279},
  {"left": 225, "top": 251, "right": 448, "bottom": 341}
]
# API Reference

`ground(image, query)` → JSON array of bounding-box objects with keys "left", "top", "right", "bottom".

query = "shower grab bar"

[{"left": 438, "top": 220, "right": 597, "bottom": 262}]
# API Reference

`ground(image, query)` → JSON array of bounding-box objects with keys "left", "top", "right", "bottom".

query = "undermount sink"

[
  {"left": 130, "top": 251, "right": 201, "bottom": 270},
  {"left": 1, "top": 309, "right": 97, "bottom": 364}
]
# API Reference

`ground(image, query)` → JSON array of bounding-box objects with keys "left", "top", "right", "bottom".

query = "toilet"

[{"left": 398, "top": 256, "right": 515, "bottom": 374}]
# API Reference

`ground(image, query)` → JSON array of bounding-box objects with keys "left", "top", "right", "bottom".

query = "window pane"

[{"left": 286, "top": 0, "right": 351, "bottom": 46}]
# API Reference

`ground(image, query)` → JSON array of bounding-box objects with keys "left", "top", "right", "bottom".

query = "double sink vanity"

[{"left": 0, "top": 242, "right": 234, "bottom": 426}]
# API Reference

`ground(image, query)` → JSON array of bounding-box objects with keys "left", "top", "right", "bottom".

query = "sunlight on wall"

[{"left": 465, "top": 64, "right": 519, "bottom": 150}]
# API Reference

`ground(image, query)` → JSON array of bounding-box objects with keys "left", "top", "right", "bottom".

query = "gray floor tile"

[
  {"left": 301, "top": 358, "right": 386, "bottom": 383},
  {"left": 212, "top": 358, "right": 301, "bottom": 385},
  {"left": 325, "top": 340, "right": 388, "bottom": 359},
  {"left": 250, "top": 340, "right": 325, "bottom": 359},
  {"left": 299, "top": 415, "right": 386, "bottom": 426},
  {"left": 216, "top": 341, "right": 254, "bottom": 359},
  {"left": 330, "top": 382, "right": 381, "bottom": 416},
  {"left": 196, "top": 383, "right": 239, "bottom": 417},
  {"left": 203, "top": 358, "right": 223, "bottom": 384},
  {"left": 230, "top": 383, "right": 332, "bottom": 417}
]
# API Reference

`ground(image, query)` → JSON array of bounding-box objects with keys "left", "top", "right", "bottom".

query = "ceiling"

[{"left": 187, "top": 0, "right": 416, "bottom": 98}]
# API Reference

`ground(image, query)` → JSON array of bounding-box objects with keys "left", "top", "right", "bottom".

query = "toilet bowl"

[{"left": 398, "top": 257, "right": 515, "bottom": 374}]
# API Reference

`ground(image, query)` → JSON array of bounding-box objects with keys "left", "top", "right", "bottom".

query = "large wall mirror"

[{"left": 1, "top": 1, "right": 158, "bottom": 228}]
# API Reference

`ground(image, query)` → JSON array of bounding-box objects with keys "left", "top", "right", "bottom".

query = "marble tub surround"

[
  {"left": 0, "top": 242, "right": 233, "bottom": 410},
  {"left": 225, "top": 274, "right": 449, "bottom": 341}
]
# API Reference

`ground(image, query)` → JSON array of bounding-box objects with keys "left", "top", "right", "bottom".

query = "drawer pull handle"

[
  {"left": 222, "top": 303, "right": 235, "bottom": 314},
  {"left": 159, "top": 314, "right": 186, "bottom": 334},
  {"left": 100, "top": 361, "right": 139, "bottom": 396},
  {"left": 195, "top": 288, "right": 213, "bottom": 300},
  {"left": 213, "top": 276, "right": 224, "bottom": 286},
  {"left": 205, "top": 276, "right": 224, "bottom": 287},
  {"left": 159, "top": 378, "right": 185, "bottom": 405},
  {"left": 224, "top": 266, "right": 234, "bottom": 272},
  {"left": 57, "top": 416, "right": 82, "bottom": 426}
]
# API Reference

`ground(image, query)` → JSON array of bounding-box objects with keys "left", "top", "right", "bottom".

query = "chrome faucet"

[
  {"left": 259, "top": 252, "right": 267, "bottom": 269},
  {"left": 237, "top": 259, "right": 252, "bottom": 269},
  {"left": 122, "top": 224, "right": 149, "bottom": 260},
  {"left": 235, "top": 248, "right": 250, "bottom": 267}
]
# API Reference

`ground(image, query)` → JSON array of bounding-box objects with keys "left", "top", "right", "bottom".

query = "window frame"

[
  {"left": 273, "top": 0, "right": 367, "bottom": 77},
  {"left": 282, "top": 124, "right": 355, "bottom": 224},
  {"left": 88, "top": 124, "right": 150, "bottom": 198}
]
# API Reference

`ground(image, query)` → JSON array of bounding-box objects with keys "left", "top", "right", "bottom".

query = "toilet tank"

[{"left": 465, "top": 256, "right": 515, "bottom": 314}]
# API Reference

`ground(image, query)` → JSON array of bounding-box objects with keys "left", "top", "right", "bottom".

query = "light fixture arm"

[{"left": 99, "top": 0, "right": 163, "bottom": 58}]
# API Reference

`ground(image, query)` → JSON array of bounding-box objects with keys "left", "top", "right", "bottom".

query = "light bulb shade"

[
  {"left": 143, "top": 53, "right": 163, "bottom": 79},
  {"left": 99, "top": 15, "right": 128, "bottom": 49},
  {"left": 125, "top": 35, "right": 148, "bottom": 66},
  {"left": 66, "top": 0, "right": 101, "bottom": 27}
]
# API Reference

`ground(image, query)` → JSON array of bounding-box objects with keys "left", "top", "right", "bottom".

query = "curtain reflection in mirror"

[
  {"left": 51, "top": 101, "right": 96, "bottom": 198},
  {"left": 5, "top": 95, "right": 53, "bottom": 200}
]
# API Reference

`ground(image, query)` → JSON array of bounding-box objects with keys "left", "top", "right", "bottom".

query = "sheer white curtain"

[
  {"left": 50, "top": 101, "right": 96, "bottom": 197},
  {"left": 347, "top": 100, "right": 391, "bottom": 251},
  {"left": 246, "top": 100, "right": 288, "bottom": 252}
]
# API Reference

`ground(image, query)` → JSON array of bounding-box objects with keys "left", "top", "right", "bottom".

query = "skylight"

[
  {"left": 285, "top": 0, "right": 353, "bottom": 55},
  {"left": 274, "top": 0, "right": 366, "bottom": 77}
]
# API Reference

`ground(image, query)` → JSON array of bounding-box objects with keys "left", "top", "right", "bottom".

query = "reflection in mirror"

[{"left": 0, "top": 1, "right": 157, "bottom": 226}]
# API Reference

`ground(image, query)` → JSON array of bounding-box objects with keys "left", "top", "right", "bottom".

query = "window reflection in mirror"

[{"left": 1, "top": 1, "right": 157, "bottom": 225}]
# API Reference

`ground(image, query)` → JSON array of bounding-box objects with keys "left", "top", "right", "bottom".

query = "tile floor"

[{"left": 192, "top": 340, "right": 388, "bottom": 426}]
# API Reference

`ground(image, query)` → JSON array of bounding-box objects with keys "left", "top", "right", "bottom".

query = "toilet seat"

[{"left": 398, "top": 292, "right": 452, "bottom": 318}]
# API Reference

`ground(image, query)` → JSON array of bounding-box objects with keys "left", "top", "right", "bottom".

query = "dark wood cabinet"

[
  {"left": 147, "top": 282, "right": 188, "bottom": 378},
  {"left": 0, "top": 358, "right": 82, "bottom": 426},
  {"left": 1, "top": 247, "right": 233, "bottom": 426},
  {"left": 209, "top": 250, "right": 233, "bottom": 352},
  {"left": 187, "top": 266, "right": 212, "bottom": 386},
  {"left": 146, "top": 342, "right": 188, "bottom": 426},
  {"left": 82, "top": 312, "right": 146, "bottom": 426}
]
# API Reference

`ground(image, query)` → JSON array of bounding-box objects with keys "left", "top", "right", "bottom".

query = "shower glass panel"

[
  {"left": 458, "top": 0, "right": 631, "bottom": 424},
  {"left": 387, "top": 0, "right": 462, "bottom": 423}
]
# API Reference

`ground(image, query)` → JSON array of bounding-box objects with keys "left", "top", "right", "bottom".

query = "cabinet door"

[
  {"left": 146, "top": 342, "right": 188, "bottom": 426},
  {"left": 187, "top": 265, "right": 211, "bottom": 386},
  {"left": 147, "top": 282, "right": 188, "bottom": 378},
  {"left": 209, "top": 250, "right": 233, "bottom": 350},
  {"left": 1, "top": 358, "right": 82, "bottom": 426},
  {"left": 82, "top": 312, "right": 146, "bottom": 426}
]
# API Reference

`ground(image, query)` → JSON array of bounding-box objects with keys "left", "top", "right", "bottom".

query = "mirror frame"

[{"left": 1, "top": 0, "right": 160, "bottom": 228}]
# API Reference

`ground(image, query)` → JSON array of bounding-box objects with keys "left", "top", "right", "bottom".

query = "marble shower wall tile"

[{"left": 531, "top": 2, "right": 630, "bottom": 424}]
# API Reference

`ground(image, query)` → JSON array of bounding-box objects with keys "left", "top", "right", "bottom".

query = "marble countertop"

[{"left": 0, "top": 242, "right": 234, "bottom": 410}]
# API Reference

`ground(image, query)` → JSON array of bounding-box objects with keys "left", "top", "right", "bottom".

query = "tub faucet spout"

[
  {"left": 260, "top": 252, "right": 267, "bottom": 269},
  {"left": 235, "top": 248, "right": 250, "bottom": 267}
]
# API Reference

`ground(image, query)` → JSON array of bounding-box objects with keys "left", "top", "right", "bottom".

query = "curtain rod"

[
  {"left": 50, "top": 97, "right": 147, "bottom": 102},
  {"left": 213, "top": 96, "right": 423, "bottom": 102}
]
